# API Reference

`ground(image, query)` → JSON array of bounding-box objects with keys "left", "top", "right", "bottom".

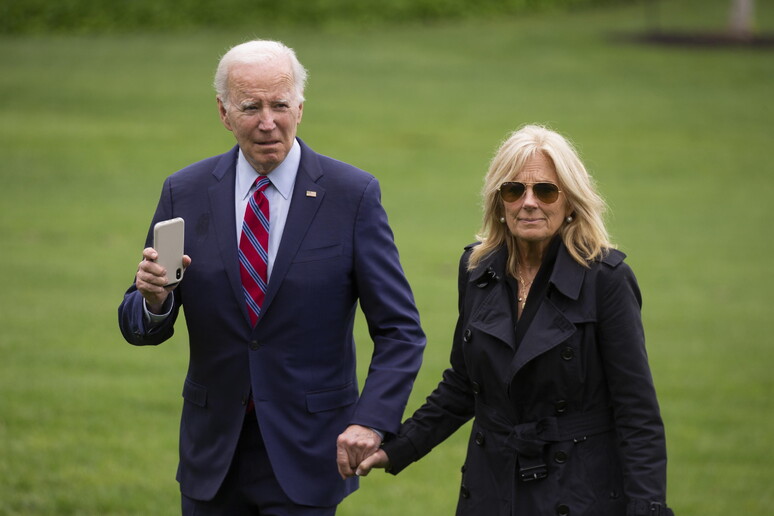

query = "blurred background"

[{"left": 1, "top": 0, "right": 772, "bottom": 514}]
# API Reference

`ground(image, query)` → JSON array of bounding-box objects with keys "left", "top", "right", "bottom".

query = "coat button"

[
  {"left": 460, "top": 485, "right": 470, "bottom": 499},
  {"left": 554, "top": 450, "right": 568, "bottom": 463},
  {"left": 560, "top": 346, "right": 574, "bottom": 360},
  {"left": 557, "top": 504, "right": 570, "bottom": 515},
  {"left": 471, "top": 381, "right": 481, "bottom": 395},
  {"left": 475, "top": 432, "right": 485, "bottom": 446},
  {"left": 461, "top": 464, "right": 467, "bottom": 473},
  {"left": 476, "top": 268, "right": 496, "bottom": 288},
  {"left": 463, "top": 329, "right": 472, "bottom": 342},
  {"left": 250, "top": 340, "right": 260, "bottom": 350},
  {"left": 554, "top": 399, "right": 568, "bottom": 414}
]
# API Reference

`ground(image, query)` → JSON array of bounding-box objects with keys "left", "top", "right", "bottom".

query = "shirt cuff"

[{"left": 143, "top": 296, "right": 174, "bottom": 326}]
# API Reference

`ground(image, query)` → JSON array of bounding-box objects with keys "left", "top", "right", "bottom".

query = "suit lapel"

[
  {"left": 207, "top": 147, "right": 249, "bottom": 323},
  {"left": 258, "top": 141, "right": 325, "bottom": 322}
]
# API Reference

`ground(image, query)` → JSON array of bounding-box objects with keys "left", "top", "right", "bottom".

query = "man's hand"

[
  {"left": 136, "top": 247, "right": 191, "bottom": 313},
  {"left": 354, "top": 449, "right": 390, "bottom": 477},
  {"left": 336, "top": 425, "right": 382, "bottom": 479}
]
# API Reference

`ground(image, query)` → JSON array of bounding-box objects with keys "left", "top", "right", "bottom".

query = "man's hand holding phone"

[
  {"left": 136, "top": 218, "right": 191, "bottom": 314},
  {"left": 136, "top": 248, "right": 191, "bottom": 313}
]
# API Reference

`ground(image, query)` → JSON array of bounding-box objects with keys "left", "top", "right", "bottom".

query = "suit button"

[
  {"left": 557, "top": 504, "right": 570, "bottom": 515},
  {"left": 460, "top": 485, "right": 470, "bottom": 499},
  {"left": 560, "top": 346, "right": 574, "bottom": 360},
  {"left": 463, "top": 329, "right": 472, "bottom": 342},
  {"left": 554, "top": 399, "right": 568, "bottom": 414},
  {"left": 475, "top": 432, "right": 485, "bottom": 446},
  {"left": 471, "top": 381, "right": 481, "bottom": 395},
  {"left": 461, "top": 464, "right": 467, "bottom": 473},
  {"left": 554, "top": 450, "right": 568, "bottom": 463},
  {"left": 250, "top": 340, "right": 260, "bottom": 350}
]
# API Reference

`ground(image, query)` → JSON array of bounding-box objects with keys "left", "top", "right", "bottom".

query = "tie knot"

[{"left": 254, "top": 176, "right": 271, "bottom": 193}]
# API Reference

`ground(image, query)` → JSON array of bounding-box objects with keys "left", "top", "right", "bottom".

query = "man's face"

[{"left": 218, "top": 59, "right": 303, "bottom": 175}]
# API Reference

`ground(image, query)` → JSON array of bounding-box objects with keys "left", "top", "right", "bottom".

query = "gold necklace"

[{"left": 516, "top": 270, "right": 533, "bottom": 310}]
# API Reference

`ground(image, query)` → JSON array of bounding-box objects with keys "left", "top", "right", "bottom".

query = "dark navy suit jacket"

[{"left": 118, "top": 139, "right": 426, "bottom": 506}]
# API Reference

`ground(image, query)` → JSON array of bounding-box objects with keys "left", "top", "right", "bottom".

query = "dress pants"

[{"left": 181, "top": 412, "right": 337, "bottom": 516}]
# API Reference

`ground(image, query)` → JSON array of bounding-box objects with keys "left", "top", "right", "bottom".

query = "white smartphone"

[{"left": 153, "top": 217, "right": 185, "bottom": 287}]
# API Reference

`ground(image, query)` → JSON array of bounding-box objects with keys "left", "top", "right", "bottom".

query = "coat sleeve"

[
  {"left": 596, "top": 257, "right": 674, "bottom": 515},
  {"left": 348, "top": 177, "right": 427, "bottom": 434},
  {"left": 117, "top": 177, "right": 181, "bottom": 347},
  {"left": 382, "top": 249, "right": 476, "bottom": 474}
]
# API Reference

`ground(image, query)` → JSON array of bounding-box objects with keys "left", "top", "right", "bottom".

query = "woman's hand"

[{"left": 355, "top": 449, "right": 390, "bottom": 476}]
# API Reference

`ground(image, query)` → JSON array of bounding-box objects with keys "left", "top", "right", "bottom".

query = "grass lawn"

[{"left": 1, "top": 0, "right": 772, "bottom": 514}]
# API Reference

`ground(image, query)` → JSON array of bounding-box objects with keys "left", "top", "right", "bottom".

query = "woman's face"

[{"left": 501, "top": 152, "right": 570, "bottom": 247}]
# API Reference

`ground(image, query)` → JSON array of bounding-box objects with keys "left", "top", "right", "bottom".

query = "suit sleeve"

[
  {"left": 117, "top": 177, "right": 182, "bottom": 346},
  {"left": 381, "top": 249, "right": 476, "bottom": 474},
  {"left": 349, "top": 177, "right": 426, "bottom": 434},
  {"left": 596, "top": 260, "right": 673, "bottom": 513}
]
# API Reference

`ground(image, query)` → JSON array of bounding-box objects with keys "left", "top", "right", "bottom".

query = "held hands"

[
  {"left": 136, "top": 247, "right": 191, "bottom": 313},
  {"left": 354, "top": 448, "right": 389, "bottom": 477},
  {"left": 336, "top": 425, "right": 391, "bottom": 479}
]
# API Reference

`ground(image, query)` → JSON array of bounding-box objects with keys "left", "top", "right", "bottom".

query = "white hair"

[{"left": 213, "top": 39, "right": 308, "bottom": 105}]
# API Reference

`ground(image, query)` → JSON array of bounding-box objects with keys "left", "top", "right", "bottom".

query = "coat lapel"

[
  {"left": 257, "top": 140, "right": 325, "bottom": 322},
  {"left": 207, "top": 147, "right": 248, "bottom": 322},
  {"left": 507, "top": 244, "right": 587, "bottom": 380},
  {"left": 507, "top": 299, "right": 576, "bottom": 379},
  {"left": 467, "top": 247, "right": 516, "bottom": 350}
]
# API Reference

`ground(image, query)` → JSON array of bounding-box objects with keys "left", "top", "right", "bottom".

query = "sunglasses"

[{"left": 498, "top": 181, "right": 562, "bottom": 204}]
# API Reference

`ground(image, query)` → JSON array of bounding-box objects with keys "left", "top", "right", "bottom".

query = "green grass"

[{"left": 1, "top": 0, "right": 773, "bottom": 514}]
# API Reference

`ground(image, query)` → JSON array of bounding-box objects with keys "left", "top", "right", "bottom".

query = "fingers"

[
  {"left": 336, "top": 425, "right": 382, "bottom": 479},
  {"left": 336, "top": 437, "right": 354, "bottom": 479},
  {"left": 355, "top": 449, "right": 389, "bottom": 477},
  {"left": 136, "top": 247, "right": 169, "bottom": 310}
]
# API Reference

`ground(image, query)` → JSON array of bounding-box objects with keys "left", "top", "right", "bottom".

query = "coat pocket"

[
  {"left": 305, "top": 382, "right": 358, "bottom": 413},
  {"left": 182, "top": 378, "right": 207, "bottom": 408},
  {"left": 292, "top": 244, "right": 342, "bottom": 263}
]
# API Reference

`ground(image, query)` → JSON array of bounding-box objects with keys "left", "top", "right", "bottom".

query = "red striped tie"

[{"left": 239, "top": 176, "right": 271, "bottom": 326}]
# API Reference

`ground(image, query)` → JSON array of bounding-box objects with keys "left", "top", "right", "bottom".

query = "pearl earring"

[
  {"left": 499, "top": 217, "right": 505, "bottom": 223},
  {"left": 566, "top": 215, "right": 573, "bottom": 223}
]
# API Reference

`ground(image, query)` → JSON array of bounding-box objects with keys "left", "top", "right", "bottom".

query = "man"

[{"left": 118, "top": 39, "right": 425, "bottom": 515}]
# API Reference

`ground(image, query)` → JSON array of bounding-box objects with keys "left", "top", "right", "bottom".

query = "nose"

[
  {"left": 257, "top": 109, "right": 276, "bottom": 131},
  {"left": 521, "top": 185, "right": 539, "bottom": 208}
]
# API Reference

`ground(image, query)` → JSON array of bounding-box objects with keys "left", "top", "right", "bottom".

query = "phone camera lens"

[{"left": 176, "top": 269, "right": 182, "bottom": 279}]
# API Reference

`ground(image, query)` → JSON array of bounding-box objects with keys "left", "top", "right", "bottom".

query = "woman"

[{"left": 356, "top": 125, "right": 674, "bottom": 516}]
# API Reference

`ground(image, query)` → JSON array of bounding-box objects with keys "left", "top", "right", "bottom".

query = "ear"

[
  {"left": 296, "top": 102, "right": 304, "bottom": 125},
  {"left": 217, "top": 96, "right": 233, "bottom": 131}
]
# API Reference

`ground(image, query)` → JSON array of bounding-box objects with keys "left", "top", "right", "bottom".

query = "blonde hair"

[{"left": 468, "top": 124, "right": 612, "bottom": 275}]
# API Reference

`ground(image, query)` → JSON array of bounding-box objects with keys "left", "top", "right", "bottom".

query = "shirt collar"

[{"left": 236, "top": 139, "right": 301, "bottom": 200}]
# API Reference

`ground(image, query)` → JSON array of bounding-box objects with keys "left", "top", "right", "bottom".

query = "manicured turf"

[{"left": 1, "top": 0, "right": 772, "bottom": 513}]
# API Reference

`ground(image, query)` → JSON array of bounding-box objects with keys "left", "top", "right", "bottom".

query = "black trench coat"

[{"left": 383, "top": 242, "right": 673, "bottom": 516}]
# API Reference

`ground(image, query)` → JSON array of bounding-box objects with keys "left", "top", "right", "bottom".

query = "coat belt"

[{"left": 474, "top": 404, "right": 614, "bottom": 482}]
